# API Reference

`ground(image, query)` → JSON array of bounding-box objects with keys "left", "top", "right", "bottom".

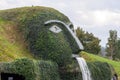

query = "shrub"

[
  {"left": 0, "top": 58, "right": 36, "bottom": 80},
  {"left": 87, "top": 62, "right": 112, "bottom": 80},
  {"left": 0, "top": 58, "right": 60, "bottom": 80},
  {"left": 38, "top": 60, "right": 60, "bottom": 80},
  {"left": 59, "top": 59, "right": 82, "bottom": 80}
]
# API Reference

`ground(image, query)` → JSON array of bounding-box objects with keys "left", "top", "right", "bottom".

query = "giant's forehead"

[{"left": 35, "top": 7, "right": 71, "bottom": 25}]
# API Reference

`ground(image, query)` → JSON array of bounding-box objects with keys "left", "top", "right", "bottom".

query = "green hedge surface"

[
  {"left": 87, "top": 62, "right": 112, "bottom": 80},
  {"left": 0, "top": 58, "right": 60, "bottom": 80},
  {"left": 0, "top": 58, "right": 113, "bottom": 80},
  {"left": 0, "top": 58, "right": 36, "bottom": 80}
]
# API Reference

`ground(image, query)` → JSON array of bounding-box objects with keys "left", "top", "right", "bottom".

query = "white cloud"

[
  {"left": 73, "top": 9, "right": 120, "bottom": 47},
  {"left": 73, "top": 10, "right": 120, "bottom": 26},
  {"left": 93, "top": 10, "right": 120, "bottom": 26},
  {"left": 0, "top": 0, "right": 9, "bottom": 9},
  {"left": 93, "top": 10, "right": 110, "bottom": 24}
]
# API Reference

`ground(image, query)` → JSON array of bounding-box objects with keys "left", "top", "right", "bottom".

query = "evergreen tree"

[{"left": 76, "top": 27, "right": 101, "bottom": 54}]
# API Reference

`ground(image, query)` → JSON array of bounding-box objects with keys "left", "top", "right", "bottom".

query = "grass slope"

[
  {"left": 0, "top": 18, "right": 34, "bottom": 62},
  {"left": 80, "top": 51, "right": 120, "bottom": 76}
]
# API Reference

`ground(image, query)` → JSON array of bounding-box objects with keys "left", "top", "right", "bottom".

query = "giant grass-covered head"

[
  {"left": 0, "top": 6, "right": 83, "bottom": 66},
  {"left": 18, "top": 7, "right": 83, "bottom": 66},
  {"left": 0, "top": 7, "right": 114, "bottom": 80}
]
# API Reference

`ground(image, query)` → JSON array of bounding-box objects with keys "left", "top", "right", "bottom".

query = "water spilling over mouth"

[{"left": 76, "top": 57, "right": 92, "bottom": 80}]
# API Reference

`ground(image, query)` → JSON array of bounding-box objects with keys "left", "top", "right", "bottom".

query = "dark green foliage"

[
  {"left": 0, "top": 58, "right": 36, "bottom": 80},
  {"left": 0, "top": 58, "right": 60, "bottom": 80},
  {"left": 87, "top": 62, "right": 112, "bottom": 80},
  {"left": 76, "top": 27, "right": 101, "bottom": 54},
  {"left": 59, "top": 59, "right": 82, "bottom": 80},
  {"left": 25, "top": 19, "right": 74, "bottom": 67},
  {"left": 60, "top": 72, "right": 82, "bottom": 80},
  {"left": 114, "top": 40, "right": 120, "bottom": 60},
  {"left": 38, "top": 60, "right": 60, "bottom": 80}
]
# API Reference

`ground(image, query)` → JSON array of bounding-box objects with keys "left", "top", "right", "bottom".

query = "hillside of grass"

[
  {"left": 80, "top": 51, "right": 120, "bottom": 76},
  {"left": 0, "top": 18, "right": 34, "bottom": 62}
]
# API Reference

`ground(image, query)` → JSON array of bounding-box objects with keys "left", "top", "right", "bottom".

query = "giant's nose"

[{"left": 44, "top": 20, "right": 84, "bottom": 50}]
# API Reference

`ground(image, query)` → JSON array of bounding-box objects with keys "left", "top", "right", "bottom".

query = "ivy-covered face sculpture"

[
  {"left": 22, "top": 9, "right": 83, "bottom": 66},
  {"left": 0, "top": 7, "right": 114, "bottom": 80}
]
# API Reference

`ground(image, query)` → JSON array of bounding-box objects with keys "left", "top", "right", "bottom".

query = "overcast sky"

[{"left": 0, "top": 0, "right": 120, "bottom": 47}]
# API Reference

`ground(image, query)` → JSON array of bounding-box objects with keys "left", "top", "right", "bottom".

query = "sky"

[{"left": 0, "top": 0, "right": 120, "bottom": 47}]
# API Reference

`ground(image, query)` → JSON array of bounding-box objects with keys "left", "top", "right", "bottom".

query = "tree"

[
  {"left": 115, "top": 40, "right": 120, "bottom": 60},
  {"left": 76, "top": 27, "right": 101, "bottom": 54},
  {"left": 106, "top": 30, "right": 118, "bottom": 60}
]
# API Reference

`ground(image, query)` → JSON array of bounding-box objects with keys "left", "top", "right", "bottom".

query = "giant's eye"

[{"left": 49, "top": 25, "right": 62, "bottom": 33}]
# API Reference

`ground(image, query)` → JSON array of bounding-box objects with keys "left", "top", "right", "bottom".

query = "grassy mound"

[{"left": 80, "top": 51, "right": 120, "bottom": 76}]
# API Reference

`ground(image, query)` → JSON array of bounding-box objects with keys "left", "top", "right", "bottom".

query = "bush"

[
  {"left": 87, "top": 62, "right": 112, "bottom": 80},
  {"left": 60, "top": 72, "right": 82, "bottom": 80},
  {"left": 38, "top": 60, "right": 60, "bottom": 80},
  {"left": 0, "top": 58, "right": 60, "bottom": 80},
  {"left": 59, "top": 59, "right": 82, "bottom": 80},
  {"left": 0, "top": 58, "right": 36, "bottom": 80}
]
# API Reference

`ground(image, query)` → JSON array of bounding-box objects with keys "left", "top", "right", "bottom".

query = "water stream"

[{"left": 76, "top": 57, "right": 92, "bottom": 80}]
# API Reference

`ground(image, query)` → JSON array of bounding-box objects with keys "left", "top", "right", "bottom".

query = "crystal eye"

[{"left": 49, "top": 25, "right": 62, "bottom": 33}]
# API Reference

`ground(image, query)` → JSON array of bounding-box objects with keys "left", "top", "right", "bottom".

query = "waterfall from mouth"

[{"left": 76, "top": 57, "right": 92, "bottom": 80}]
